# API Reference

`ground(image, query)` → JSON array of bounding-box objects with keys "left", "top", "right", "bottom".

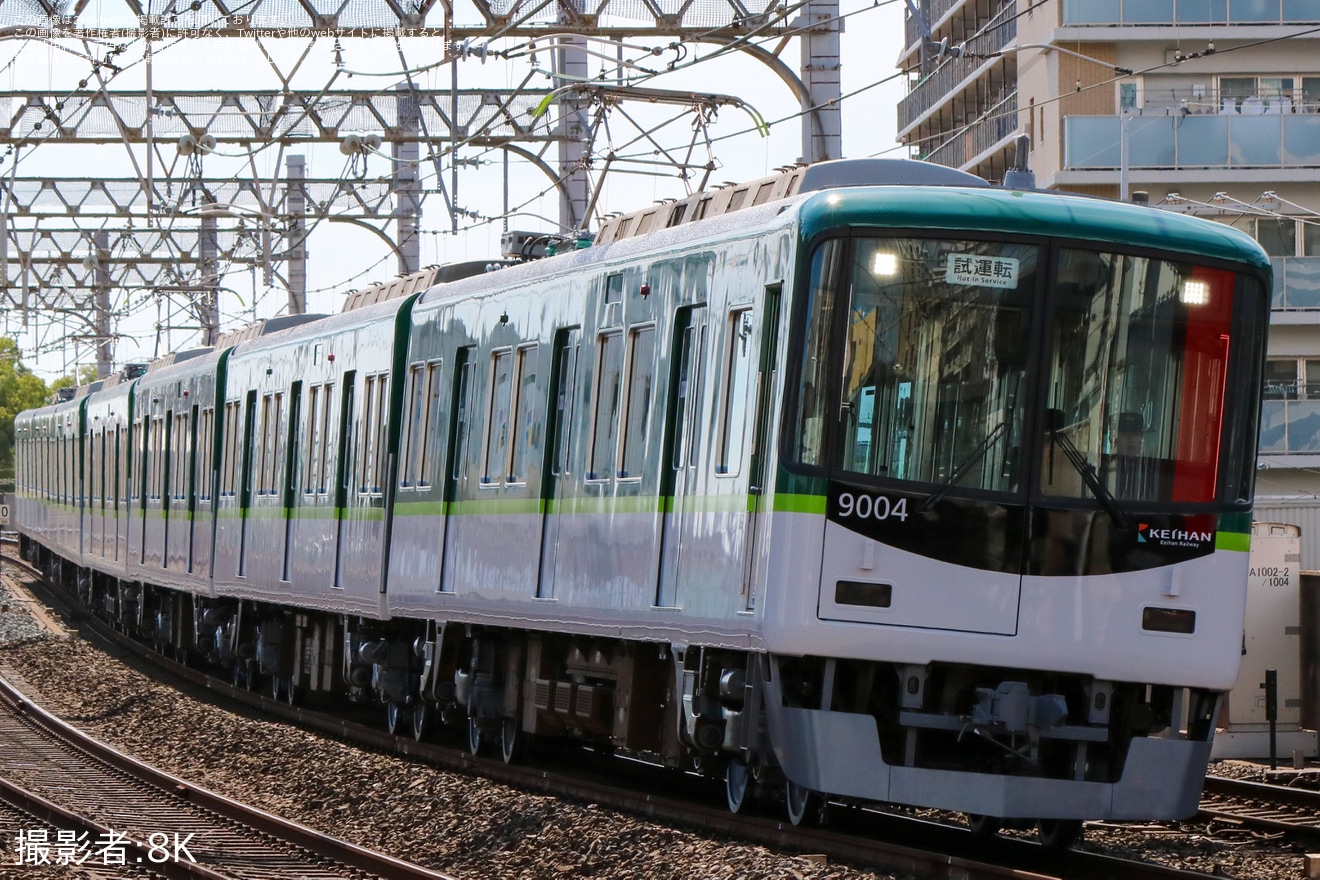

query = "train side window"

[
  {"left": 484, "top": 349, "right": 514, "bottom": 485},
  {"left": 620, "top": 326, "right": 655, "bottom": 479},
  {"left": 305, "top": 385, "right": 321, "bottom": 495},
  {"left": 588, "top": 330, "right": 624, "bottom": 480},
  {"left": 508, "top": 345, "right": 540, "bottom": 485},
  {"left": 272, "top": 391, "right": 286, "bottom": 496},
  {"left": 717, "top": 308, "right": 755, "bottom": 476}
]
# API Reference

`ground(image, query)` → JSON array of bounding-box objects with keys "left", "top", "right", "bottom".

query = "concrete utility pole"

[
  {"left": 198, "top": 213, "right": 220, "bottom": 345},
  {"left": 801, "top": 0, "right": 843, "bottom": 163},
  {"left": 393, "top": 85, "right": 422, "bottom": 275},
  {"left": 556, "top": 35, "right": 590, "bottom": 231}
]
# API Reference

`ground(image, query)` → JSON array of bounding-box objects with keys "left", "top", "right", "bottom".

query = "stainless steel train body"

[{"left": 12, "top": 159, "right": 1273, "bottom": 830}]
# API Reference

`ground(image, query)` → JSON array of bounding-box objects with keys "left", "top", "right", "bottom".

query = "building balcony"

[
  {"left": 905, "top": 0, "right": 974, "bottom": 52},
  {"left": 1064, "top": 0, "right": 1320, "bottom": 25},
  {"left": 899, "top": 7, "right": 1018, "bottom": 132},
  {"left": 1063, "top": 113, "right": 1320, "bottom": 170},
  {"left": 923, "top": 91, "right": 1018, "bottom": 168}
]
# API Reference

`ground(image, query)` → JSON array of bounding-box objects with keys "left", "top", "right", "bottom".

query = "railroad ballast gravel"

[{"left": 0, "top": 595, "right": 1311, "bottom": 879}]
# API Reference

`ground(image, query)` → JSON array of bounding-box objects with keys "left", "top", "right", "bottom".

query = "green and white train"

[{"left": 13, "top": 158, "right": 1272, "bottom": 843}]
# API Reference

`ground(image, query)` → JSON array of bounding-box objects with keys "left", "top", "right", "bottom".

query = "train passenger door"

[
  {"left": 537, "top": 329, "right": 580, "bottom": 600},
  {"left": 281, "top": 383, "right": 301, "bottom": 582},
  {"left": 437, "top": 351, "right": 471, "bottom": 593},
  {"left": 332, "top": 373, "right": 356, "bottom": 588},
  {"left": 656, "top": 306, "right": 706, "bottom": 608},
  {"left": 740, "top": 285, "right": 781, "bottom": 611},
  {"left": 237, "top": 390, "right": 257, "bottom": 577}
]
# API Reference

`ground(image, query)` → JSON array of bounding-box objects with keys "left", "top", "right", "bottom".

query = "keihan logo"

[{"left": 1138, "top": 523, "right": 1214, "bottom": 547}]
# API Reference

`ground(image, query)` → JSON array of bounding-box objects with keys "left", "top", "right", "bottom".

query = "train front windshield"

[{"left": 793, "top": 236, "right": 1266, "bottom": 509}]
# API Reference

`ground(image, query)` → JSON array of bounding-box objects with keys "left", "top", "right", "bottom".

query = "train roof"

[{"left": 796, "top": 185, "right": 1273, "bottom": 273}]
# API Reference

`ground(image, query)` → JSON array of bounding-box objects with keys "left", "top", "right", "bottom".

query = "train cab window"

[
  {"left": 588, "top": 331, "right": 625, "bottom": 480},
  {"left": 1043, "top": 250, "right": 1247, "bottom": 505},
  {"left": 509, "top": 345, "right": 541, "bottom": 485},
  {"left": 793, "top": 237, "right": 1038, "bottom": 497},
  {"left": 620, "top": 328, "right": 655, "bottom": 479}
]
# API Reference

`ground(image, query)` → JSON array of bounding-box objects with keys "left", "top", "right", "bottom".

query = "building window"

[{"left": 1264, "top": 358, "right": 1320, "bottom": 400}]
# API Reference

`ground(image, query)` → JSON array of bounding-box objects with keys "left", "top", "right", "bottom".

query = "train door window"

[
  {"left": 588, "top": 330, "right": 624, "bottom": 480},
  {"left": 186, "top": 406, "right": 198, "bottom": 508},
  {"left": 508, "top": 345, "right": 540, "bottom": 485},
  {"left": 260, "top": 393, "right": 278, "bottom": 496},
  {"left": 419, "top": 361, "right": 442, "bottom": 488},
  {"left": 717, "top": 308, "right": 755, "bottom": 476},
  {"left": 285, "top": 384, "right": 301, "bottom": 498},
  {"left": 371, "top": 377, "right": 388, "bottom": 495},
  {"left": 402, "top": 364, "right": 426, "bottom": 488},
  {"left": 88, "top": 427, "right": 98, "bottom": 507},
  {"left": 305, "top": 385, "right": 321, "bottom": 495},
  {"left": 484, "top": 349, "right": 514, "bottom": 485},
  {"left": 359, "top": 376, "right": 377, "bottom": 495},
  {"left": 163, "top": 411, "right": 175, "bottom": 505},
  {"left": 197, "top": 407, "right": 213, "bottom": 503},
  {"left": 319, "top": 382, "right": 335, "bottom": 494},
  {"left": 271, "top": 391, "right": 286, "bottom": 496},
  {"left": 552, "top": 335, "right": 580, "bottom": 477},
  {"left": 620, "top": 326, "right": 656, "bottom": 479},
  {"left": 451, "top": 351, "right": 474, "bottom": 482}
]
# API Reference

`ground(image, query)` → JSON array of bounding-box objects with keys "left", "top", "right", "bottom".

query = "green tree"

[
  {"left": 0, "top": 338, "right": 50, "bottom": 482},
  {"left": 50, "top": 364, "right": 99, "bottom": 393}
]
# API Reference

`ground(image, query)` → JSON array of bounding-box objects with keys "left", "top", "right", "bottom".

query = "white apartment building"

[{"left": 898, "top": 0, "right": 1320, "bottom": 562}]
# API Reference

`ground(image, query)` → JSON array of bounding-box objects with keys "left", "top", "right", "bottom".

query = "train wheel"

[
  {"left": 725, "top": 759, "right": 752, "bottom": 814},
  {"left": 411, "top": 701, "right": 432, "bottom": 742},
  {"left": 500, "top": 717, "right": 523, "bottom": 764},
  {"left": 1037, "top": 819, "right": 1083, "bottom": 849},
  {"left": 468, "top": 716, "right": 487, "bottom": 757},
  {"left": 385, "top": 701, "right": 409, "bottom": 736},
  {"left": 231, "top": 662, "right": 250, "bottom": 690},
  {"left": 785, "top": 780, "right": 822, "bottom": 827},
  {"left": 283, "top": 679, "right": 299, "bottom": 707},
  {"left": 270, "top": 676, "right": 284, "bottom": 702},
  {"left": 966, "top": 814, "right": 1001, "bottom": 836}
]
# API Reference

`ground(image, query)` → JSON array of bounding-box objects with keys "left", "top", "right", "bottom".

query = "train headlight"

[
  {"left": 1181, "top": 279, "right": 1210, "bottom": 305},
  {"left": 873, "top": 252, "right": 898, "bottom": 277}
]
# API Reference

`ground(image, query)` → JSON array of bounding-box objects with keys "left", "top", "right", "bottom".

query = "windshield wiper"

[
  {"left": 1045, "top": 409, "right": 1133, "bottom": 529},
  {"left": 920, "top": 421, "right": 1008, "bottom": 513}
]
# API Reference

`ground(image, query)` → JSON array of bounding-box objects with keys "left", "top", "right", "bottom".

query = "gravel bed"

[
  {"left": 0, "top": 575, "right": 46, "bottom": 645},
  {"left": 0, "top": 634, "right": 897, "bottom": 880},
  {"left": 0, "top": 582, "right": 1314, "bottom": 880}
]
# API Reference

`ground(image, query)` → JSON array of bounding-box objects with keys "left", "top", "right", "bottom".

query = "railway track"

[
  {"left": 1200, "top": 775, "right": 1320, "bottom": 840},
  {"left": 0, "top": 657, "right": 455, "bottom": 879},
  {"left": 0, "top": 547, "right": 1253, "bottom": 880}
]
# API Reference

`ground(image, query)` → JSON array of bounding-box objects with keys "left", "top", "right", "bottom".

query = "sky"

[{"left": 1, "top": 0, "right": 910, "bottom": 380}]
